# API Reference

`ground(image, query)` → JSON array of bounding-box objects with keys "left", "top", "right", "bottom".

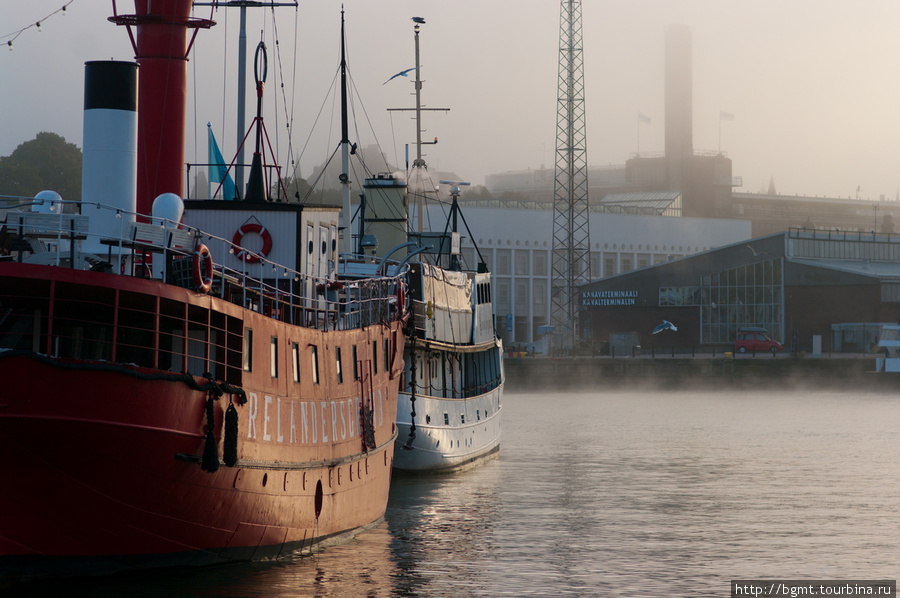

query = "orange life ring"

[
  {"left": 232, "top": 223, "right": 273, "bottom": 264},
  {"left": 396, "top": 284, "right": 406, "bottom": 314},
  {"left": 193, "top": 243, "right": 213, "bottom": 293}
]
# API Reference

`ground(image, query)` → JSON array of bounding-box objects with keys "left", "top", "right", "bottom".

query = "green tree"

[{"left": 0, "top": 132, "right": 82, "bottom": 201}]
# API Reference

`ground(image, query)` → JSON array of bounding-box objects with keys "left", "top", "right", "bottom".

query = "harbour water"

[{"left": 12, "top": 389, "right": 900, "bottom": 597}]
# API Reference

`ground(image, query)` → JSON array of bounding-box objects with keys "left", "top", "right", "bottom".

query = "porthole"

[
  {"left": 322, "top": 241, "right": 327, "bottom": 254},
  {"left": 262, "top": 473, "right": 268, "bottom": 487},
  {"left": 314, "top": 480, "right": 323, "bottom": 518},
  {"left": 308, "top": 240, "right": 314, "bottom": 253},
  {"left": 332, "top": 239, "right": 337, "bottom": 252},
  {"left": 426, "top": 415, "right": 431, "bottom": 424}
]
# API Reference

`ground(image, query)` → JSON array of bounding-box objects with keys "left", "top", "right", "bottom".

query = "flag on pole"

[
  {"left": 208, "top": 123, "right": 235, "bottom": 201},
  {"left": 638, "top": 111, "right": 651, "bottom": 124},
  {"left": 719, "top": 110, "right": 735, "bottom": 121}
]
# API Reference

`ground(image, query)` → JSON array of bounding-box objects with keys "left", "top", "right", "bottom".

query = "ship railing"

[{"left": 0, "top": 198, "right": 405, "bottom": 332}]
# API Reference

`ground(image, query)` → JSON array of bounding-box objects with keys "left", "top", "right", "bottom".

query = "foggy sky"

[{"left": 2, "top": 0, "right": 900, "bottom": 201}]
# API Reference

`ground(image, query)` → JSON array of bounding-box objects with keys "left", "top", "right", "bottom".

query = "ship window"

[
  {"left": 372, "top": 340, "right": 378, "bottom": 374},
  {"left": 292, "top": 342, "right": 300, "bottom": 383},
  {"left": 461, "top": 414, "right": 466, "bottom": 424},
  {"left": 335, "top": 346, "right": 344, "bottom": 384},
  {"left": 477, "top": 410, "right": 481, "bottom": 421},
  {"left": 383, "top": 339, "right": 390, "bottom": 372},
  {"left": 426, "top": 415, "right": 431, "bottom": 424},
  {"left": 352, "top": 345, "right": 359, "bottom": 380},
  {"left": 311, "top": 345, "right": 319, "bottom": 384},
  {"left": 443, "top": 413, "right": 449, "bottom": 425},
  {"left": 243, "top": 328, "right": 253, "bottom": 372},
  {"left": 270, "top": 337, "right": 278, "bottom": 378}
]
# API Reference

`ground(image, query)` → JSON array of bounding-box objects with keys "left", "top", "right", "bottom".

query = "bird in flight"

[
  {"left": 383, "top": 66, "right": 418, "bottom": 85},
  {"left": 652, "top": 320, "right": 678, "bottom": 334}
]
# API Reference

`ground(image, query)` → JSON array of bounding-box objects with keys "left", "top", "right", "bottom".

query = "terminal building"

[{"left": 579, "top": 228, "right": 900, "bottom": 354}]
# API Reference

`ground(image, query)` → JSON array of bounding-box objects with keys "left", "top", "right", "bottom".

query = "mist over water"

[{"left": 11, "top": 390, "right": 899, "bottom": 597}]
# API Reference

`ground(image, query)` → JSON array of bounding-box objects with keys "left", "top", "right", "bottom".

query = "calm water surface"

[{"left": 14, "top": 390, "right": 900, "bottom": 597}]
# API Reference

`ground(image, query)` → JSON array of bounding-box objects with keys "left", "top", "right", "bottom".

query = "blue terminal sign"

[{"left": 582, "top": 290, "right": 638, "bottom": 307}]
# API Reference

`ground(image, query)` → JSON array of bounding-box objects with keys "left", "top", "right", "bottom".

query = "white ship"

[{"left": 356, "top": 19, "right": 504, "bottom": 471}]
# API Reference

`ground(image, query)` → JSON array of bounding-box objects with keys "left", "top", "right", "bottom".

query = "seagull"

[
  {"left": 383, "top": 66, "right": 418, "bottom": 85},
  {"left": 652, "top": 320, "right": 678, "bottom": 334},
  {"left": 746, "top": 244, "right": 767, "bottom": 257},
  {"left": 412, "top": 16, "right": 426, "bottom": 24}
]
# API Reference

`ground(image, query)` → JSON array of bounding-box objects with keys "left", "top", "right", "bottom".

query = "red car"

[{"left": 735, "top": 329, "right": 782, "bottom": 353}]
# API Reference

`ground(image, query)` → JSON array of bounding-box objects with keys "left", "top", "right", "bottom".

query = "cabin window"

[
  {"left": 352, "top": 345, "right": 359, "bottom": 380},
  {"left": 461, "top": 414, "right": 466, "bottom": 424},
  {"left": 383, "top": 339, "right": 390, "bottom": 372},
  {"left": 292, "top": 342, "right": 300, "bottom": 383},
  {"left": 443, "top": 413, "right": 449, "bottom": 425},
  {"left": 311, "top": 345, "right": 319, "bottom": 384},
  {"left": 372, "top": 340, "right": 378, "bottom": 374},
  {"left": 477, "top": 409, "right": 481, "bottom": 421},
  {"left": 335, "top": 346, "right": 344, "bottom": 384},
  {"left": 243, "top": 328, "right": 253, "bottom": 372},
  {"left": 270, "top": 337, "right": 278, "bottom": 378}
]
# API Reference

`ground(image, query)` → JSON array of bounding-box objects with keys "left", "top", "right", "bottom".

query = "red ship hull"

[{"left": 0, "top": 263, "right": 403, "bottom": 580}]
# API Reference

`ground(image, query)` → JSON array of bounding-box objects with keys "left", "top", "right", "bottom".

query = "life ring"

[
  {"left": 193, "top": 243, "right": 213, "bottom": 293},
  {"left": 396, "top": 284, "right": 406, "bottom": 314},
  {"left": 231, "top": 223, "right": 272, "bottom": 264}
]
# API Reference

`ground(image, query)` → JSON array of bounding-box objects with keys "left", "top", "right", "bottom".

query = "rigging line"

[
  {"left": 291, "top": 69, "right": 339, "bottom": 180},
  {"left": 265, "top": 19, "right": 282, "bottom": 180},
  {"left": 347, "top": 71, "right": 393, "bottom": 178},
  {"left": 192, "top": 33, "right": 198, "bottom": 186},
  {"left": 299, "top": 142, "right": 341, "bottom": 203},
  {"left": 269, "top": 5, "right": 292, "bottom": 176},
  {"left": 389, "top": 111, "right": 400, "bottom": 172},
  {"left": 220, "top": 6, "right": 228, "bottom": 148},
  {"left": 286, "top": 4, "right": 300, "bottom": 179}
]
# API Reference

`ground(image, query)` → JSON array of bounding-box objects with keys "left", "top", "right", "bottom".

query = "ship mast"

[
  {"left": 340, "top": 8, "right": 352, "bottom": 254},
  {"left": 386, "top": 18, "right": 448, "bottom": 234}
]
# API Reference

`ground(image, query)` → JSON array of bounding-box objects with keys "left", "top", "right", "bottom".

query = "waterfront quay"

[{"left": 504, "top": 353, "right": 887, "bottom": 391}]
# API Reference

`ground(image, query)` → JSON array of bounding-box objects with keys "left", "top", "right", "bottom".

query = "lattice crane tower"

[{"left": 551, "top": 0, "right": 591, "bottom": 352}]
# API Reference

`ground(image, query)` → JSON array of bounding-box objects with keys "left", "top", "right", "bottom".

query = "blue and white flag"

[{"left": 208, "top": 123, "right": 235, "bottom": 201}]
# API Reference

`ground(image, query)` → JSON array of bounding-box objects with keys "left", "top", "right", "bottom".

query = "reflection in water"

[{"left": 6, "top": 391, "right": 900, "bottom": 597}]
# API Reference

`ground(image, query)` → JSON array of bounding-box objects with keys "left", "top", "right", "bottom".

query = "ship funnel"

[
  {"left": 110, "top": 1, "right": 215, "bottom": 218},
  {"left": 81, "top": 60, "right": 138, "bottom": 254}
]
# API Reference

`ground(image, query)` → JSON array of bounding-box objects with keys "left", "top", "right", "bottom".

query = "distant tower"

[
  {"left": 665, "top": 24, "right": 693, "bottom": 190},
  {"left": 551, "top": 0, "right": 591, "bottom": 352}
]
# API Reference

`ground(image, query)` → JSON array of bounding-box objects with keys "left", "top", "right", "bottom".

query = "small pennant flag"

[
  {"left": 638, "top": 112, "right": 651, "bottom": 124},
  {"left": 208, "top": 123, "right": 235, "bottom": 201}
]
